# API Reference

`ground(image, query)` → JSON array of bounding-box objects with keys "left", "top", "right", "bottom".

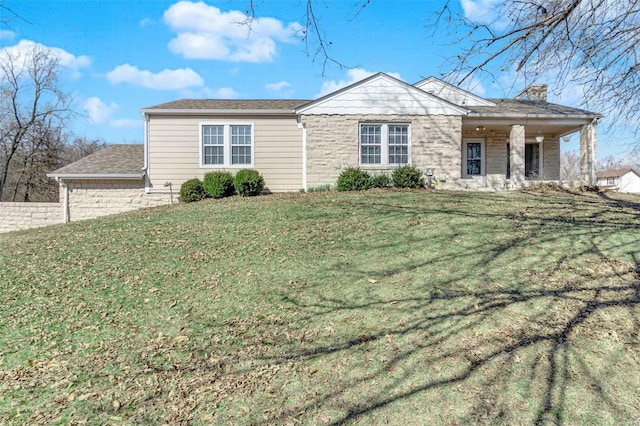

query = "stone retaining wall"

[
  {"left": 0, "top": 202, "right": 62, "bottom": 233},
  {"left": 1, "top": 179, "right": 173, "bottom": 233}
]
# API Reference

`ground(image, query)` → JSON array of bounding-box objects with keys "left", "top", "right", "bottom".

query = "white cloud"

[
  {"left": 265, "top": 80, "right": 290, "bottom": 92},
  {"left": 460, "top": 0, "right": 502, "bottom": 24},
  {"left": 139, "top": 18, "right": 153, "bottom": 27},
  {"left": 1, "top": 39, "right": 90, "bottom": 77},
  {"left": 179, "top": 86, "right": 239, "bottom": 99},
  {"left": 316, "top": 68, "right": 402, "bottom": 97},
  {"left": 84, "top": 97, "right": 117, "bottom": 125},
  {"left": 163, "top": 1, "right": 303, "bottom": 62},
  {"left": 110, "top": 118, "right": 142, "bottom": 128},
  {"left": 106, "top": 64, "right": 204, "bottom": 90},
  {"left": 83, "top": 97, "right": 142, "bottom": 128},
  {"left": 0, "top": 30, "right": 15, "bottom": 40},
  {"left": 214, "top": 87, "right": 239, "bottom": 98}
]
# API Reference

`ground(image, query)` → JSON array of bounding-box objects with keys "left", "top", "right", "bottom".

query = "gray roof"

[
  {"left": 48, "top": 144, "right": 144, "bottom": 178},
  {"left": 143, "top": 99, "right": 309, "bottom": 111},
  {"left": 596, "top": 168, "right": 640, "bottom": 179},
  {"left": 468, "top": 99, "right": 602, "bottom": 118}
]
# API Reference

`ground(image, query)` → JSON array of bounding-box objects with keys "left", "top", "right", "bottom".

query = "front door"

[{"left": 525, "top": 143, "right": 541, "bottom": 179}]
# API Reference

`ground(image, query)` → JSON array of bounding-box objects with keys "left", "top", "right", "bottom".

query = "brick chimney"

[{"left": 515, "top": 84, "right": 547, "bottom": 102}]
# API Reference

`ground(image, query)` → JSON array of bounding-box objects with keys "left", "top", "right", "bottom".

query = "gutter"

[
  {"left": 46, "top": 173, "right": 145, "bottom": 180},
  {"left": 54, "top": 177, "right": 69, "bottom": 224},
  {"left": 140, "top": 108, "right": 298, "bottom": 116},
  {"left": 143, "top": 112, "right": 150, "bottom": 193},
  {"left": 297, "top": 118, "right": 307, "bottom": 191}
]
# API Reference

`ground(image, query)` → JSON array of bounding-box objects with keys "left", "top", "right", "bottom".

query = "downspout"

[
  {"left": 56, "top": 177, "right": 69, "bottom": 224},
  {"left": 297, "top": 117, "right": 307, "bottom": 191},
  {"left": 143, "top": 112, "right": 150, "bottom": 193}
]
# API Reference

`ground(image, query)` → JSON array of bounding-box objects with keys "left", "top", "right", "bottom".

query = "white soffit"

[
  {"left": 414, "top": 77, "right": 495, "bottom": 107},
  {"left": 297, "top": 73, "right": 468, "bottom": 115}
]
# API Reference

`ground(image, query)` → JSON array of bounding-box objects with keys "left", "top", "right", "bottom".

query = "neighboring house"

[
  {"left": 46, "top": 73, "right": 602, "bottom": 224},
  {"left": 596, "top": 168, "right": 640, "bottom": 193}
]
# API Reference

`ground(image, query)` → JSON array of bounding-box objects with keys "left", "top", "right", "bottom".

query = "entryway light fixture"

[
  {"left": 476, "top": 125, "right": 485, "bottom": 132},
  {"left": 535, "top": 130, "right": 544, "bottom": 143}
]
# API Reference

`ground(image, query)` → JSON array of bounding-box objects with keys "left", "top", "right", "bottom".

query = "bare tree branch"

[{"left": 434, "top": 0, "right": 640, "bottom": 140}]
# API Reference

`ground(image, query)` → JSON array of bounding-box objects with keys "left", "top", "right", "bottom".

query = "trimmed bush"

[
  {"left": 392, "top": 165, "right": 425, "bottom": 188},
  {"left": 233, "top": 169, "right": 265, "bottom": 196},
  {"left": 180, "top": 178, "right": 207, "bottom": 202},
  {"left": 371, "top": 173, "right": 392, "bottom": 188},
  {"left": 203, "top": 171, "right": 235, "bottom": 199},
  {"left": 335, "top": 168, "right": 372, "bottom": 191}
]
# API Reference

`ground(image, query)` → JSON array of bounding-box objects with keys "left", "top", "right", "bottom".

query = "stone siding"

[
  {"left": 65, "top": 179, "right": 172, "bottom": 221},
  {"left": 301, "top": 114, "right": 462, "bottom": 188},
  {"left": 0, "top": 202, "right": 62, "bottom": 233},
  {"left": 542, "top": 138, "right": 560, "bottom": 180}
]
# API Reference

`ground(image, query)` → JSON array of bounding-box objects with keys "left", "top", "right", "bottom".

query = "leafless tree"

[
  {"left": 245, "top": 0, "right": 371, "bottom": 73},
  {"left": 0, "top": 42, "right": 73, "bottom": 201},
  {"left": 560, "top": 150, "right": 581, "bottom": 181},
  {"left": 434, "top": 1, "right": 640, "bottom": 131}
]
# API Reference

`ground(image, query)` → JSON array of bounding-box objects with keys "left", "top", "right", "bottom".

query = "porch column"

[
  {"left": 580, "top": 120, "right": 597, "bottom": 185},
  {"left": 510, "top": 124, "right": 525, "bottom": 188}
]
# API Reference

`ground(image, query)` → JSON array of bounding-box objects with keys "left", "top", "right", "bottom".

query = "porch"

[{"left": 460, "top": 97, "right": 600, "bottom": 190}]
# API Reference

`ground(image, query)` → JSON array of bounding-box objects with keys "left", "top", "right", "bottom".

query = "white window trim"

[
  {"left": 359, "top": 123, "right": 411, "bottom": 166},
  {"left": 525, "top": 139, "right": 543, "bottom": 179},
  {"left": 199, "top": 121, "right": 255, "bottom": 168},
  {"left": 462, "top": 138, "right": 486, "bottom": 178}
]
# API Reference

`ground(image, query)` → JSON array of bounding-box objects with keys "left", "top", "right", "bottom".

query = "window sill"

[{"left": 200, "top": 164, "right": 254, "bottom": 169}]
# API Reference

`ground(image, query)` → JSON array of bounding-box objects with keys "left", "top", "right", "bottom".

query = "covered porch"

[{"left": 460, "top": 94, "right": 601, "bottom": 190}]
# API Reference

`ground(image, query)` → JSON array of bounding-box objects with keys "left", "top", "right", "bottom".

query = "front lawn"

[{"left": 1, "top": 188, "right": 639, "bottom": 424}]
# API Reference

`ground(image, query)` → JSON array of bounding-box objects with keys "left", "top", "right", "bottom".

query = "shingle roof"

[
  {"left": 48, "top": 144, "right": 144, "bottom": 178},
  {"left": 143, "top": 99, "right": 309, "bottom": 111},
  {"left": 596, "top": 168, "right": 640, "bottom": 179},
  {"left": 468, "top": 99, "right": 602, "bottom": 118}
]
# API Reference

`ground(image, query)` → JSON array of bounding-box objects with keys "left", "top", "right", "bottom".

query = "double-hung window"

[
  {"left": 201, "top": 123, "right": 254, "bottom": 167},
  {"left": 202, "top": 125, "right": 224, "bottom": 165},
  {"left": 360, "top": 123, "right": 410, "bottom": 165}
]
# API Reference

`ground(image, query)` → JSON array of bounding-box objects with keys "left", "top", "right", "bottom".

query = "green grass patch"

[{"left": 1, "top": 189, "right": 639, "bottom": 424}]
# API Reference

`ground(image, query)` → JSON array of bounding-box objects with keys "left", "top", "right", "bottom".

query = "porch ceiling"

[{"left": 462, "top": 118, "right": 589, "bottom": 139}]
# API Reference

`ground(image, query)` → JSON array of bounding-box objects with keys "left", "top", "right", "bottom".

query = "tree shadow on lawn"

[{"left": 246, "top": 192, "right": 640, "bottom": 425}]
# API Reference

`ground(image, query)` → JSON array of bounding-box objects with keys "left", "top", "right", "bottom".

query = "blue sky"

[{"left": 0, "top": 0, "right": 631, "bottom": 158}]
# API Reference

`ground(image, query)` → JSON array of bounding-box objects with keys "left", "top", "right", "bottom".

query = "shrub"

[
  {"left": 371, "top": 173, "right": 391, "bottom": 188},
  {"left": 233, "top": 169, "right": 265, "bottom": 196},
  {"left": 203, "top": 171, "right": 235, "bottom": 199},
  {"left": 335, "top": 168, "right": 372, "bottom": 191},
  {"left": 392, "top": 165, "right": 425, "bottom": 188},
  {"left": 180, "top": 178, "right": 207, "bottom": 202}
]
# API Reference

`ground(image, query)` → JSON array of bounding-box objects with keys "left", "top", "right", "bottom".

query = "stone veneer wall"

[
  {"left": 66, "top": 179, "right": 172, "bottom": 221},
  {"left": 301, "top": 114, "right": 462, "bottom": 188},
  {"left": 0, "top": 179, "right": 173, "bottom": 233},
  {"left": 0, "top": 202, "right": 62, "bottom": 233}
]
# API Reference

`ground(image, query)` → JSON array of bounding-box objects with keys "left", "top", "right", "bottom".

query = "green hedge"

[
  {"left": 392, "top": 165, "right": 425, "bottom": 188},
  {"left": 203, "top": 171, "right": 235, "bottom": 199},
  {"left": 180, "top": 178, "right": 207, "bottom": 202},
  {"left": 233, "top": 169, "right": 265, "bottom": 196},
  {"left": 336, "top": 168, "right": 372, "bottom": 191}
]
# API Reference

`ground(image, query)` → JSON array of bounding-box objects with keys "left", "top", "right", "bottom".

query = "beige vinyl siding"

[{"left": 147, "top": 115, "right": 303, "bottom": 193}]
